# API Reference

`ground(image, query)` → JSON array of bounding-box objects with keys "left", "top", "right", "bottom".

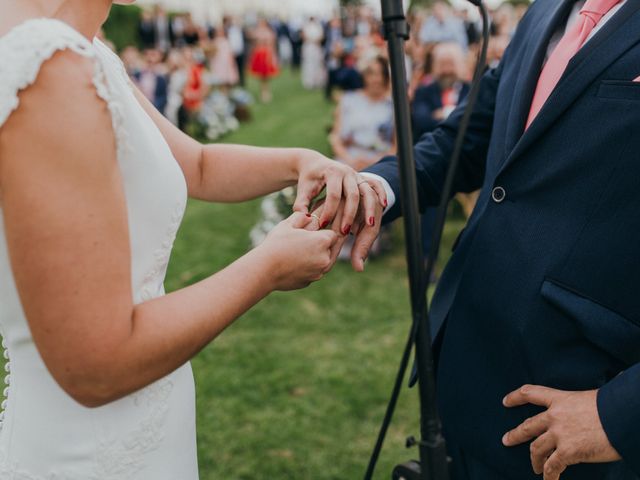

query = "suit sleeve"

[
  {"left": 364, "top": 59, "right": 505, "bottom": 224},
  {"left": 411, "top": 87, "right": 440, "bottom": 140},
  {"left": 597, "top": 364, "right": 640, "bottom": 474}
]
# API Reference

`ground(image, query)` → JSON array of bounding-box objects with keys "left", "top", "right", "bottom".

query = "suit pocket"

[
  {"left": 541, "top": 279, "right": 640, "bottom": 366},
  {"left": 597, "top": 80, "right": 640, "bottom": 101}
]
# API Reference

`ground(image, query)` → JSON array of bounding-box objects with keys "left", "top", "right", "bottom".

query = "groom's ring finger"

[
  {"left": 341, "top": 175, "right": 360, "bottom": 234},
  {"left": 358, "top": 182, "right": 377, "bottom": 228}
]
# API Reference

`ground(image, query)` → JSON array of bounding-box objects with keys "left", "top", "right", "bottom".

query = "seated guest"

[
  {"left": 411, "top": 42, "right": 469, "bottom": 141},
  {"left": 330, "top": 55, "right": 395, "bottom": 173},
  {"left": 331, "top": 51, "right": 364, "bottom": 98}
]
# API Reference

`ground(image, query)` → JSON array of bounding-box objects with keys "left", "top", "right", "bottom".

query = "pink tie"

[{"left": 526, "top": 0, "right": 622, "bottom": 129}]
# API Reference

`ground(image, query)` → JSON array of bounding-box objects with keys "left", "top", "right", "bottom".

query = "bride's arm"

[
  {"left": 131, "top": 86, "right": 386, "bottom": 235},
  {"left": 0, "top": 51, "right": 338, "bottom": 408}
]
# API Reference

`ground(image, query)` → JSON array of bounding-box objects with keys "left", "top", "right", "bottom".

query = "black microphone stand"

[
  {"left": 365, "top": 1, "right": 490, "bottom": 479},
  {"left": 377, "top": 1, "right": 449, "bottom": 479}
]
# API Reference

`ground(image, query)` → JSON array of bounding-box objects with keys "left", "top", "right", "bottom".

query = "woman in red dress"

[{"left": 249, "top": 19, "right": 279, "bottom": 102}]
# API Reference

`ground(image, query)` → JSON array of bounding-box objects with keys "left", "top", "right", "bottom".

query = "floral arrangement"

[
  {"left": 249, "top": 187, "right": 298, "bottom": 248},
  {"left": 196, "top": 87, "right": 254, "bottom": 142}
]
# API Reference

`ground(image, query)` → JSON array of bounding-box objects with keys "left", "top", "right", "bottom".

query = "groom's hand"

[
  {"left": 502, "top": 385, "right": 621, "bottom": 479},
  {"left": 350, "top": 177, "right": 384, "bottom": 272}
]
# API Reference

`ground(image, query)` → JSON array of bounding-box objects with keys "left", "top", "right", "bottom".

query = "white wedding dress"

[{"left": 0, "top": 18, "right": 199, "bottom": 479}]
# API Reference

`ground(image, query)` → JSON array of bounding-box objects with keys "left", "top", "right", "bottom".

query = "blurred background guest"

[
  {"left": 249, "top": 19, "right": 279, "bottom": 103},
  {"left": 289, "top": 17, "right": 304, "bottom": 71},
  {"left": 301, "top": 17, "right": 326, "bottom": 90},
  {"left": 183, "top": 14, "right": 201, "bottom": 46},
  {"left": 153, "top": 5, "right": 172, "bottom": 52},
  {"left": 419, "top": 1, "right": 468, "bottom": 51},
  {"left": 138, "top": 9, "right": 157, "bottom": 50},
  {"left": 132, "top": 48, "right": 169, "bottom": 115},
  {"left": 165, "top": 48, "right": 189, "bottom": 129},
  {"left": 209, "top": 27, "right": 240, "bottom": 90},
  {"left": 121, "top": 45, "right": 143, "bottom": 78},
  {"left": 408, "top": 42, "right": 436, "bottom": 101},
  {"left": 182, "top": 48, "right": 207, "bottom": 117},
  {"left": 330, "top": 55, "right": 394, "bottom": 172},
  {"left": 324, "top": 16, "right": 344, "bottom": 100},
  {"left": 411, "top": 42, "right": 469, "bottom": 141},
  {"left": 224, "top": 16, "right": 247, "bottom": 87},
  {"left": 171, "top": 12, "right": 186, "bottom": 47},
  {"left": 276, "top": 19, "right": 293, "bottom": 68}
]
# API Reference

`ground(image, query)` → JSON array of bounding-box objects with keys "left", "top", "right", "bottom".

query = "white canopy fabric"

[
  {"left": 136, "top": 0, "right": 512, "bottom": 23},
  {"left": 136, "top": 0, "right": 341, "bottom": 21}
]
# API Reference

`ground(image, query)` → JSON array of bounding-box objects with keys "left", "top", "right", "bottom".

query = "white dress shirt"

[{"left": 365, "top": 0, "right": 627, "bottom": 214}]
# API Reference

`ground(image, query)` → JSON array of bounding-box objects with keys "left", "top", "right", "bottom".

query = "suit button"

[{"left": 492, "top": 186, "right": 506, "bottom": 203}]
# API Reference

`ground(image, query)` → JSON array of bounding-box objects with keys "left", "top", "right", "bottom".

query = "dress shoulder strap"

[{"left": 0, "top": 18, "right": 95, "bottom": 128}]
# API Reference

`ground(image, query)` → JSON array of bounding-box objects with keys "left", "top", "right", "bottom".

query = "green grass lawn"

[{"left": 167, "top": 70, "right": 467, "bottom": 479}]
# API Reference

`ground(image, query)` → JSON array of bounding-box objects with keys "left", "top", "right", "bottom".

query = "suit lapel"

[
  {"left": 502, "top": 0, "right": 576, "bottom": 157},
  {"left": 500, "top": 0, "right": 640, "bottom": 175}
]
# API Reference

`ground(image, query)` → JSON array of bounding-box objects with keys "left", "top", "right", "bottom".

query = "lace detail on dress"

[
  {"left": 0, "top": 19, "right": 130, "bottom": 163},
  {"left": 91, "top": 55, "right": 131, "bottom": 164},
  {"left": 0, "top": 19, "right": 93, "bottom": 128},
  {"left": 0, "top": 451, "right": 94, "bottom": 480},
  {"left": 95, "top": 378, "right": 174, "bottom": 478},
  {"left": 93, "top": 39, "right": 136, "bottom": 92},
  {"left": 0, "top": 452, "right": 57, "bottom": 480},
  {"left": 140, "top": 201, "right": 186, "bottom": 302}
]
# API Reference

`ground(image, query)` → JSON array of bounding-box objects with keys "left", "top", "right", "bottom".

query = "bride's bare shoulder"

[
  {"left": 1, "top": 46, "right": 103, "bottom": 140},
  {"left": 0, "top": 37, "right": 116, "bottom": 193},
  {"left": 0, "top": 18, "right": 102, "bottom": 133}
]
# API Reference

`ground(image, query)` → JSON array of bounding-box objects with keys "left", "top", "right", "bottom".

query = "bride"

[{"left": 0, "top": 0, "right": 386, "bottom": 478}]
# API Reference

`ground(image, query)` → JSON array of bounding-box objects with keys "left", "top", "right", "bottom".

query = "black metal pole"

[{"left": 379, "top": 1, "right": 449, "bottom": 479}]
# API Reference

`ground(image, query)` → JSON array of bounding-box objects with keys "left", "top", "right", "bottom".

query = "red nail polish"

[
  {"left": 321, "top": 221, "right": 329, "bottom": 229},
  {"left": 343, "top": 225, "right": 351, "bottom": 235},
  {"left": 306, "top": 213, "right": 311, "bottom": 217},
  {"left": 369, "top": 217, "right": 375, "bottom": 227},
  {"left": 384, "top": 199, "right": 388, "bottom": 207}
]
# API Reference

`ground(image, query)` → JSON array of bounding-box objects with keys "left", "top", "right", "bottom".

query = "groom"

[{"left": 355, "top": 0, "right": 640, "bottom": 478}]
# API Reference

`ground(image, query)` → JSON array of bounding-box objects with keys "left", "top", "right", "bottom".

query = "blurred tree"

[
  {"left": 103, "top": 4, "right": 143, "bottom": 51},
  {"left": 409, "top": 0, "right": 443, "bottom": 8}
]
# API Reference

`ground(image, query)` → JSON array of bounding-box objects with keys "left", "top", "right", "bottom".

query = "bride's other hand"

[
  {"left": 292, "top": 152, "right": 386, "bottom": 237},
  {"left": 257, "top": 212, "right": 339, "bottom": 291}
]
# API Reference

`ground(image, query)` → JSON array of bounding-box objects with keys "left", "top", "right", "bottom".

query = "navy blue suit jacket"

[{"left": 366, "top": 0, "right": 640, "bottom": 478}]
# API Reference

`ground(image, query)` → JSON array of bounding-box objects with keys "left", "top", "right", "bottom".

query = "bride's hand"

[
  {"left": 292, "top": 151, "right": 386, "bottom": 236},
  {"left": 257, "top": 212, "right": 339, "bottom": 291}
]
